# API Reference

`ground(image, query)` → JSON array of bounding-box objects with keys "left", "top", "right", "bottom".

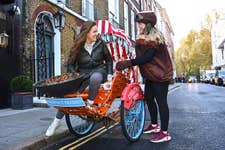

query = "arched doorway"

[{"left": 35, "top": 13, "right": 55, "bottom": 82}]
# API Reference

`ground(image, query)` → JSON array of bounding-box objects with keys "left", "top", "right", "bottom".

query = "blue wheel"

[
  {"left": 65, "top": 115, "right": 95, "bottom": 136},
  {"left": 121, "top": 100, "right": 145, "bottom": 142}
]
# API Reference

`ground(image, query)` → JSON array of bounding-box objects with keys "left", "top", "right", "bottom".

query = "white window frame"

[
  {"left": 82, "top": 0, "right": 94, "bottom": 20},
  {"left": 124, "top": 2, "right": 129, "bottom": 36},
  {"left": 131, "top": 10, "right": 135, "bottom": 40},
  {"left": 108, "top": 0, "right": 119, "bottom": 23}
]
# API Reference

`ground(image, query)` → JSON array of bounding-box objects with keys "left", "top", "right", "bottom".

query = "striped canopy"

[{"left": 96, "top": 20, "right": 132, "bottom": 61}]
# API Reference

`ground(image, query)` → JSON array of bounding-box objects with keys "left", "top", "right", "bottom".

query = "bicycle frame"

[{"left": 56, "top": 71, "right": 129, "bottom": 118}]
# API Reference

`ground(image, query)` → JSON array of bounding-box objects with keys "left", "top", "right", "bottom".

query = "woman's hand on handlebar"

[{"left": 115, "top": 60, "right": 132, "bottom": 71}]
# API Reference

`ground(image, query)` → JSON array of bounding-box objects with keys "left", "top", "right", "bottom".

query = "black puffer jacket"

[{"left": 68, "top": 40, "right": 113, "bottom": 77}]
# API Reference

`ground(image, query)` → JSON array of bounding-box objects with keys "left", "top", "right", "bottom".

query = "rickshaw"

[{"left": 35, "top": 20, "right": 145, "bottom": 142}]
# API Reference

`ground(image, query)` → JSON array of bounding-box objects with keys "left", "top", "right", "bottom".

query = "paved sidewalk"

[{"left": 0, "top": 83, "right": 180, "bottom": 150}]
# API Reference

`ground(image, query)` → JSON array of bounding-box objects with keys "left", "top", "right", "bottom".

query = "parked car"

[
  {"left": 175, "top": 76, "right": 186, "bottom": 83},
  {"left": 214, "top": 70, "right": 225, "bottom": 86},
  {"left": 188, "top": 75, "right": 197, "bottom": 83},
  {"left": 202, "top": 70, "right": 216, "bottom": 84}
]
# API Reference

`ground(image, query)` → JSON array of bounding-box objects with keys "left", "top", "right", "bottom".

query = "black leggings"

[{"left": 144, "top": 79, "right": 169, "bottom": 131}]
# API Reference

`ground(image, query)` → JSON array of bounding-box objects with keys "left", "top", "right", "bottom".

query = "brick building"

[
  {"left": 0, "top": 0, "right": 88, "bottom": 107},
  {"left": 0, "top": 0, "right": 141, "bottom": 107},
  {"left": 26, "top": 0, "right": 143, "bottom": 83},
  {"left": 0, "top": 0, "right": 174, "bottom": 107}
]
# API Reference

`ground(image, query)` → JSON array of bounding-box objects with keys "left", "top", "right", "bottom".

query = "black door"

[{"left": 35, "top": 14, "right": 55, "bottom": 82}]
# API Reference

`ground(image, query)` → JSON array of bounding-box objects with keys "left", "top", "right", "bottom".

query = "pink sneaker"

[
  {"left": 149, "top": 130, "right": 171, "bottom": 143},
  {"left": 143, "top": 124, "right": 160, "bottom": 134}
]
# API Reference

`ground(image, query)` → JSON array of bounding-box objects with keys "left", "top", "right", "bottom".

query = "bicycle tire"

[
  {"left": 65, "top": 114, "right": 95, "bottom": 136},
  {"left": 120, "top": 100, "right": 145, "bottom": 142}
]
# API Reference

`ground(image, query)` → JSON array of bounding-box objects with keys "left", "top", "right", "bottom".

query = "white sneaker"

[
  {"left": 87, "top": 99, "right": 94, "bottom": 105},
  {"left": 86, "top": 99, "right": 94, "bottom": 110},
  {"left": 45, "top": 117, "right": 61, "bottom": 137}
]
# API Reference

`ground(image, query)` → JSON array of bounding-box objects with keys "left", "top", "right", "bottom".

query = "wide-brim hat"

[{"left": 135, "top": 11, "right": 157, "bottom": 26}]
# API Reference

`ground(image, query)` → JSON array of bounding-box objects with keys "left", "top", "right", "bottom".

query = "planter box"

[{"left": 11, "top": 92, "right": 33, "bottom": 109}]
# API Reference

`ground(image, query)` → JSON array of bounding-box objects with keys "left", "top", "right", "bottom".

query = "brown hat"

[{"left": 135, "top": 11, "right": 157, "bottom": 26}]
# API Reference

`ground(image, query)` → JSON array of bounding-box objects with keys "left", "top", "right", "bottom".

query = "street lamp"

[
  {"left": 8, "top": 3, "right": 21, "bottom": 16},
  {"left": 0, "top": 32, "right": 9, "bottom": 48},
  {"left": 53, "top": 11, "right": 66, "bottom": 31}
]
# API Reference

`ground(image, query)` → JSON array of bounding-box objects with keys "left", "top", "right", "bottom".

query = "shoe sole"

[
  {"left": 150, "top": 136, "right": 172, "bottom": 143},
  {"left": 143, "top": 128, "right": 160, "bottom": 134}
]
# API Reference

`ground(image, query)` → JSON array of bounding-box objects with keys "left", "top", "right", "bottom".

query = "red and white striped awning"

[
  {"left": 96, "top": 20, "right": 131, "bottom": 46},
  {"left": 96, "top": 20, "right": 113, "bottom": 34},
  {"left": 96, "top": 20, "right": 132, "bottom": 61}
]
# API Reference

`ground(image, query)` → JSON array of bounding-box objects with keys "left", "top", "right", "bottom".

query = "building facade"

[
  {"left": 0, "top": 0, "right": 174, "bottom": 108},
  {"left": 211, "top": 13, "right": 225, "bottom": 69}
]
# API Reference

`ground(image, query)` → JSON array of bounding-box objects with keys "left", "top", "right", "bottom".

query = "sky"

[{"left": 157, "top": 0, "right": 225, "bottom": 49}]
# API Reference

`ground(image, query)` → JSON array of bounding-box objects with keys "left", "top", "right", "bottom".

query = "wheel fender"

[{"left": 120, "top": 83, "right": 144, "bottom": 109}]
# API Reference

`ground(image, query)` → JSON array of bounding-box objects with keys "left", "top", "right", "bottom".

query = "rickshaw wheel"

[
  {"left": 120, "top": 100, "right": 145, "bottom": 142},
  {"left": 65, "top": 114, "right": 95, "bottom": 136}
]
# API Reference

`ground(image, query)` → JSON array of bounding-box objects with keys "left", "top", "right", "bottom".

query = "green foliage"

[
  {"left": 174, "top": 11, "right": 222, "bottom": 79},
  {"left": 10, "top": 75, "right": 33, "bottom": 92},
  {"left": 175, "top": 28, "right": 212, "bottom": 78}
]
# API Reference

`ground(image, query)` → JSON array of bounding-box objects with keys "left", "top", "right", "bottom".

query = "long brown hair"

[
  {"left": 67, "top": 21, "right": 96, "bottom": 65},
  {"left": 138, "top": 23, "right": 165, "bottom": 45}
]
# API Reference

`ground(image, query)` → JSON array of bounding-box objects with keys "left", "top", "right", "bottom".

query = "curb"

[
  {"left": 33, "top": 103, "right": 49, "bottom": 108},
  {"left": 7, "top": 128, "right": 70, "bottom": 150}
]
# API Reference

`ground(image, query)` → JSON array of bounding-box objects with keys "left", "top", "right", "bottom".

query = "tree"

[
  {"left": 175, "top": 28, "right": 212, "bottom": 79},
  {"left": 175, "top": 10, "right": 216, "bottom": 79}
]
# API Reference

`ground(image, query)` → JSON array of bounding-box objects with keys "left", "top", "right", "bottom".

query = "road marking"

[
  {"left": 168, "top": 86, "right": 181, "bottom": 94},
  {"left": 69, "top": 122, "right": 119, "bottom": 150},
  {"left": 59, "top": 122, "right": 119, "bottom": 150},
  {"left": 59, "top": 126, "right": 106, "bottom": 150}
]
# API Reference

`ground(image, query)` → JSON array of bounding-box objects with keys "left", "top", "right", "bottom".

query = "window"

[
  {"left": 108, "top": 0, "right": 119, "bottom": 23},
  {"left": 82, "top": 0, "right": 94, "bottom": 20},
  {"left": 65, "top": 0, "right": 70, "bottom": 7},
  {"left": 56, "top": 0, "right": 70, "bottom": 7},
  {"left": 131, "top": 11, "right": 135, "bottom": 40},
  {"left": 124, "top": 2, "right": 129, "bottom": 35}
]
